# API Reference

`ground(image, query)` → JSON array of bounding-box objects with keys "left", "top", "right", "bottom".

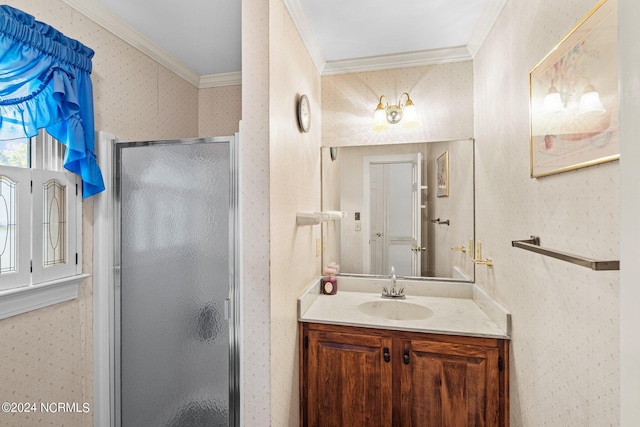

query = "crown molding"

[
  {"left": 283, "top": 0, "right": 327, "bottom": 75},
  {"left": 199, "top": 72, "right": 242, "bottom": 88},
  {"left": 322, "top": 47, "right": 472, "bottom": 76},
  {"left": 467, "top": 0, "right": 508, "bottom": 57},
  {"left": 285, "top": 0, "right": 504, "bottom": 76},
  {"left": 61, "top": 0, "right": 202, "bottom": 87},
  {"left": 64, "top": 0, "right": 505, "bottom": 84}
]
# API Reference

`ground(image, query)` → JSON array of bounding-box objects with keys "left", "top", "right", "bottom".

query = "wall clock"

[{"left": 297, "top": 94, "right": 311, "bottom": 133}]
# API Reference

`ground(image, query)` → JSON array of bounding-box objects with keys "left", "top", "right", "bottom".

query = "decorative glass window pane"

[
  {"left": 0, "top": 176, "right": 17, "bottom": 274},
  {"left": 0, "top": 138, "right": 30, "bottom": 168},
  {"left": 36, "top": 132, "right": 65, "bottom": 172},
  {"left": 43, "top": 179, "right": 66, "bottom": 266}
]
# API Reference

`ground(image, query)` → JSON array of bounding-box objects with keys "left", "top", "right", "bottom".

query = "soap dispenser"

[{"left": 321, "top": 262, "right": 339, "bottom": 295}]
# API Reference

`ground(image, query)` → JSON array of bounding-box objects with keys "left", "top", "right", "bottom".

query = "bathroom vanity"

[{"left": 298, "top": 277, "right": 510, "bottom": 427}]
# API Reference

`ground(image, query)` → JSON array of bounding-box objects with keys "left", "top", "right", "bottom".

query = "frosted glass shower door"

[{"left": 117, "top": 139, "right": 235, "bottom": 427}]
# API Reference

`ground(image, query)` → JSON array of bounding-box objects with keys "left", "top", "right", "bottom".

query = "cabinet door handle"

[
  {"left": 383, "top": 347, "right": 391, "bottom": 363},
  {"left": 403, "top": 349, "right": 410, "bottom": 365}
]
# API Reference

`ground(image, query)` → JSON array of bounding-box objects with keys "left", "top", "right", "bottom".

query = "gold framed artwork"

[
  {"left": 529, "top": 0, "right": 618, "bottom": 178},
  {"left": 437, "top": 151, "right": 449, "bottom": 197}
]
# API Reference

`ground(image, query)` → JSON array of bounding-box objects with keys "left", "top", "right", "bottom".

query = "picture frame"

[
  {"left": 529, "top": 0, "right": 618, "bottom": 178},
  {"left": 437, "top": 151, "right": 449, "bottom": 197}
]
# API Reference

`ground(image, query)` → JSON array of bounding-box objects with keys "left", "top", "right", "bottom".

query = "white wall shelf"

[
  {"left": 296, "top": 211, "right": 346, "bottom": 225},
  {"left": 296, "top": 212, "right": 328, "bottom": 225},
  {"left": 325, "top": 211, "right": 346, "bottom": 221}
]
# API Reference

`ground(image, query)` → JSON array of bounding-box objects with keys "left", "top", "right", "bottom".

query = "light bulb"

[
  {"left": 401, "top": 102, "right": 419, "bottom": 128},
  {"left": 373, "top": 107, "right": 389, "bottom": 131}
]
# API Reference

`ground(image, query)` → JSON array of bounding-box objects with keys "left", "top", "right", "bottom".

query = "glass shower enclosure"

[{"left": 114, "top": 137, "right": 239, "bottom": 427}]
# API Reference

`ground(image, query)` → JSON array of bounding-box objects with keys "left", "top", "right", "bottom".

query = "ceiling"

[{"left": 65, "top": 0, "right": 506, "bottom": 87}]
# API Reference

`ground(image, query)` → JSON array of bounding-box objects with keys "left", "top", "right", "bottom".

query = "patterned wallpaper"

[
  {"left": 474, "top": 0, "right": 620, "bottom": 425},
  {"left": 240, "top": 0, "right": 271, "bottom": 424},
  {"left": 199, "top": 85, "right": 242, "bottom": 137},
  {"left": 1, "top": 0, "right": 624, "bottom": 426},
  {"left": 87, "top": 20, "right": 200, "bottom": 140},
  {"left": 0, "top": 1, "right": 241, "bottom": 426},
  {"left": 322, "top": 61, "right": 474, "bottom": 147},
  {"left": 0, "top": 299, "right": 93, "bottom": 427},
  {"left": 318, "top": 1, "right": 620, "bottom": 424},
  {"left": 268, "top": 1, "right": 322, "bottom": 425}
]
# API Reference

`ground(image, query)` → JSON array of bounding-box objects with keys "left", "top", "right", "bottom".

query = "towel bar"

[
  {"left": 430, "top": 218, "right": 450, "bottom": 225},
  {"left": 511, "top": 236, "right": 619, "bottom": 271}
]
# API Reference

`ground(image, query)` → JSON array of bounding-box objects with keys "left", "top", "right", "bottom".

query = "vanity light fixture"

[{"left": 373, "top": 92, "right": 419, "bottom": 131}]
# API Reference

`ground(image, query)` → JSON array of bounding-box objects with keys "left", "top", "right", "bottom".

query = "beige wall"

[
  {"left": 240, "top": 1, "right": 324, "bottom": 424},
  {"left": 322, "top": 61, "right": 474, "bottom": 147},
  {"left": 268, "top": 1, "right": 322, "bottom": 425},
  {"left": 237, "top": 2, "right": 324, "bottom": 425},
  {"left": 474, "top": 0, "right": 619, "bottom": 425},
  {"left": 240, "top": 0, "right": 271, "bottom": 424},
  {"left": 619, "top": 0, "right": 640, "bottom": 423},
  {"left": 318, "top": 2, "right": 621, "bottom": 425},
  {"left": 199, "top": 85, "right": 242, "bottom": 137},
  {"left": 0, "top": 2, "right": 240, "bottom": 426},
  {"left": 90, "top": 24, "right": 199, "bottom": 140},
  {"left": 2, "top": 1, "right": 631, "bottom": 426}
]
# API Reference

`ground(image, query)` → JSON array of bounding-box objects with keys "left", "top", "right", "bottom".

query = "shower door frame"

[{"left": 93, "top": 133, "right": 241, "bottom": 427}]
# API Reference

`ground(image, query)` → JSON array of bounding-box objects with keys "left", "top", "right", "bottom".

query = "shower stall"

[{"left": 93, "top": 135, "right": 240, "bottom": 427}]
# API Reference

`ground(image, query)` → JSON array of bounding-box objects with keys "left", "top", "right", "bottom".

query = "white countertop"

[{"left": 298, "top": 276, "right": 511, "bottom": 339}]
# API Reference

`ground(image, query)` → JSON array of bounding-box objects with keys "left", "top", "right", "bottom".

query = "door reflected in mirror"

[
  {"left": 322, "top": 139, "right": 475, "bottom": 282},
  {"left": 366, "top": 153, "right": 422, "bottom": 277}
]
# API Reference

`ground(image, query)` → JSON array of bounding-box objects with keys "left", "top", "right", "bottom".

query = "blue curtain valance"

[{"left": 0, "top": 5, "right": 104, "bottom": 197}]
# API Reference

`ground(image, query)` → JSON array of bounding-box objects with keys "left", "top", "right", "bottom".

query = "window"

[
  {"left": 0, "top": 131, "right": 86, "bottom": 319},
  {"left": 0, "top": 5, "right": 105, "bottom": 198}
]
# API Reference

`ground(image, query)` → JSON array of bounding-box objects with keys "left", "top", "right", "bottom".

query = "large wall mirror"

[{"left": 322, "top": 139, "right": 475, "bottom": 282}]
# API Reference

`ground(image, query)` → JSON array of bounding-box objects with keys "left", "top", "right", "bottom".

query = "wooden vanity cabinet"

[
  {"left": 302, "top": 327, "right": 393, "bottom": 426},
  {"left": 300, "top": 322, "right": 509, "bottom": 427}
]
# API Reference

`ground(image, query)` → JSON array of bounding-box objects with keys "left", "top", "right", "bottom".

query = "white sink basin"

[{"left": 357, "top": 300, "right": 434, "bottom": 321}]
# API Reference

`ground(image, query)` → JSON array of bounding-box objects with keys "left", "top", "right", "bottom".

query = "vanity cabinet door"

[
  {"left": 303, "top": 328, "right": 393, "bottom": 427},
  {"left": 398, "top": 338, "right": 502, "bottom": 427}
]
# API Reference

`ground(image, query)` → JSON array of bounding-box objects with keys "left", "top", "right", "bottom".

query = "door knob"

[
  {"left": 376, "top": 232, "right": 382, "bottom": 237},
  {"left": 411, "top": 246, "right": 427, "bottom": 252}
]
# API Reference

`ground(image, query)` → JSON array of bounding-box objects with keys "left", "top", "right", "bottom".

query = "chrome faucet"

[{"left": 378, "top": 266, "right": 406, "bottom": 299}]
